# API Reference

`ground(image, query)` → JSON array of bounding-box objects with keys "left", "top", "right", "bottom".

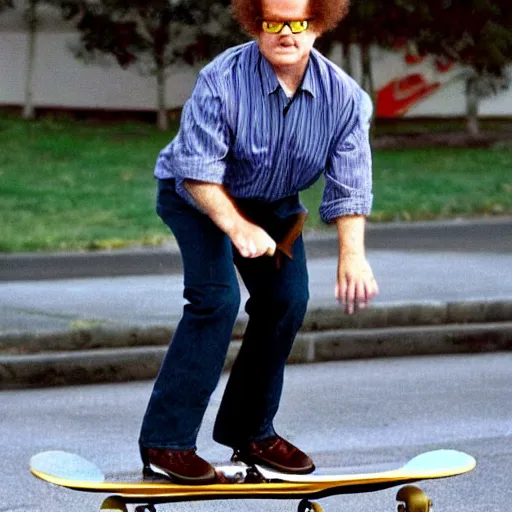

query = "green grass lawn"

[{"left": 1, "top": 114, "right": 511, "bottom": 252}]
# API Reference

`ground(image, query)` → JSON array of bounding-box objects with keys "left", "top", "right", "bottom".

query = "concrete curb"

[
  {"left": 2, "top": 321, "right": 511, "bottom": 390},
  {"left": 1, "top": 300, "right": 511, "bottom": 390},
  {"left": 2, "top": 300, "right": 511, "bottom": 354}
]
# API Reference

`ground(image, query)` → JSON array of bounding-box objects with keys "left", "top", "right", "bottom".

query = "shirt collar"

[{"left": 257, "top": 45, "right": 317, "bottom": 98}]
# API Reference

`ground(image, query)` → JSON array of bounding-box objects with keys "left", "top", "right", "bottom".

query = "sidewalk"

[{"left": 1, "top": 218, "right": 511, "bottom": 390}]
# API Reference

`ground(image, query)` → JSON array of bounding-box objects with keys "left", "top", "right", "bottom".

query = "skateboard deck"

[{"left": 30, "top": 449, "right": 475, "bottom": 512}]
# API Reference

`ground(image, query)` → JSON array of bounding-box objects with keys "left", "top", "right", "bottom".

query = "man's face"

[{"left": 257, "top": 0, "right": 318, "bottom": 71}]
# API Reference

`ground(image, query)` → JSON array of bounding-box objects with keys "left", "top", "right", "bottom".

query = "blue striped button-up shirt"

[{"left": 155, "top": 41, "right": 373, "bottom": 223}]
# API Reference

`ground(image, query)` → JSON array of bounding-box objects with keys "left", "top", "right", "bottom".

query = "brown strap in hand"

[{"left": 275, "top": 212, "right": 308, "bottom": 267}]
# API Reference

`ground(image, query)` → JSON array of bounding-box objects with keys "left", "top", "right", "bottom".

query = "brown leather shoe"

[
  {"left": 146, "top": 448, "right": 217, "bottom": 485},
  {"left": 232, "top": 435, "right": 315, "bottom": 474}
]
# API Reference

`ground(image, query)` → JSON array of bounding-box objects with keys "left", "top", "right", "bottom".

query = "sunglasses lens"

[
  {"left": 290, "top": 20, "right": 309, "bottom": 33},
  {"left": 262, "top": 21, "right": 284, "bottom": 33},
  {"left": 262, "top": 20, "right": 309, "bottom": 34}
]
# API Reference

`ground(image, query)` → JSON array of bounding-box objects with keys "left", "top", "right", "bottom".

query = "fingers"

[
  {"left": 337, "top": 272, "right": 379, "bottom": 315},
  {"left": 236, "top": 238, "right": 258, "bottom": 258},
  {"left": 338, "top": 279, "right": 364, "bottom": 315},
  {"left": 234, "top": 229, "right": 276, "bottom": 259},
  {"left": 264, "top": 243, "right": 276, "bottom": 257}
]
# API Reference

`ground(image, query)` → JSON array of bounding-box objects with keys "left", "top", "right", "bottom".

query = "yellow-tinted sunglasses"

[{"left": 261, "top": 20, "right": 310, "bottom": 34}]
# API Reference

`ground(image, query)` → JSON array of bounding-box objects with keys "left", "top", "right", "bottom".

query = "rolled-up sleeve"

[
  {"left": 154, "top": 72, "right": 230, "bottom": 201},
  {"left": 319, "top": 89, "right": 373, "bottom": 223}
]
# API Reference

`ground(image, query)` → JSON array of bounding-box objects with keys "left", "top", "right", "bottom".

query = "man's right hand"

[
  {"left": 229, "top": 220, "right": 276, "bottom": 258},
  {"left": 183, "top": 180, "right": 276, "bottom": 259}
]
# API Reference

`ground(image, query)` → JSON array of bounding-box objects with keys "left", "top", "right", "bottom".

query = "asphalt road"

[
  {"left": 2, "top": 353, "right": 511, "bottom": 512},
  {"left": 2, "top": 217, "right": 511, "bottom": 282},
  {"left": 3, "top": 250, "right": 512, "bottom": 336}
]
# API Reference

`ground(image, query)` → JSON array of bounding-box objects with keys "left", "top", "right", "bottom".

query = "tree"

[
  {"left": 14, "top": 1, "right": 79, "bottom": 120},
  {"left": 318, "top": 0, "right": 512, "bottom": 134},
  {"left": 405, "top": 0, "right": 512, "bottom": 135},
  {"left": 68, "top": 0, "right": 246, "bottom": 130},
  {"left": 22, "top": 0, "right": 38, "bottom": 120},
  {"left": 316, "top": 1, "right": 432, "bottom": 109},
  {"left": 0, "top": 0, "right": 13, "bottom": 11},
  {"left": 316, "top": 1, "right": 383, "bottom": 98}
]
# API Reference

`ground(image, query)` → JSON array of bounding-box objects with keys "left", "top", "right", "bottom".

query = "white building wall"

[
  {"left": 0, "top": 30, "right": 198, "bottom": 110},
  {"left": 1, "top": 4, "right": 511, "bottom": 116}
]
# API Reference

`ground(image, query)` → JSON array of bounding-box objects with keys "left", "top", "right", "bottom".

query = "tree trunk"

[
  {"left": 465, "top": 75, "right": 480, "bottom": 136},
  {"left": 23, "top": 0, "right": 37, "bottom": 120},
  {"left": 360, "top": 43, "right": 375, "bottom": 100},
  {"left": 360, "top": 43, "right": 376, "bottom": 139},
  {"left": 156, "top": 65, "right": 168, "bottom": 131},
  {"left": 343, "top": 43, "right": 354, "bottom": 78}
]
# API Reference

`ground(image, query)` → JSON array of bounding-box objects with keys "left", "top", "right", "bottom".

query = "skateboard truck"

[
  {"left": 230, "top": 449, "right": 266, "bottom": 483},
  {"left": 101, "top": 498, "right": 157, "bottom": 512}
]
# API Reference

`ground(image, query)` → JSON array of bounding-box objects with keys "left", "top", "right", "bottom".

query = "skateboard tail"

[
  {"left": 30, "top": 467, "right": 108, "bottom": 492},
  {"left": 255, "top": 450, "right": 476, "bottom": 483},
  {"left": 401, "top": 449, "right": 476, "bottom": 476},
  {"left": 30, "top": 451, "right": 105, "bottom": 480}
]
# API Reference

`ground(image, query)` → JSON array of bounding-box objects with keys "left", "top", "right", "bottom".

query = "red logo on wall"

[{"left": 376, "top": 44, "right": 455, "bottom": 117}]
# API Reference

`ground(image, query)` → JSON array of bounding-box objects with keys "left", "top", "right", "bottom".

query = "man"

[{"left": 139, "top": 0, "right": 379, "bottom": 484}]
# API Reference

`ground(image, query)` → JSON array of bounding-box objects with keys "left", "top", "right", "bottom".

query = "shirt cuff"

[
  {"left": 319, "top": 193, "right": 373, "bottom": 223},
  {"left": 155, "top": 151, "right": 226, "bottom": 181}
]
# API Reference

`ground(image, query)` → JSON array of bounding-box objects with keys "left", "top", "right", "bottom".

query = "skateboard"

[{"left": 30, "top": 449, "right": 475, "bottom": 512}]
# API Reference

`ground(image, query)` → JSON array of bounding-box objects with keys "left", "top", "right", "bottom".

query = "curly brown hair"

[{"left": 231, "top": 0, "right": 350, "bottom": 36}]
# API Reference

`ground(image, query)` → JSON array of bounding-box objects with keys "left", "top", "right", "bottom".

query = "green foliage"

[
  {"left": 316, "top": 0, "right": 512, "bottom": 134},
  {"left": 414, "top": 0, "right": 512, "bottom": 79},
  {"left": 0, "top": 114, "right": 174, "bottom": 252},
  {"left": 65, "top": 0, "right": 246, "bottom": 70},
  {"left": 1, "top": 114, "right": 511, "bottom": 252},
  {"left": 301, "top": 146, "right": 512, "bottom": 226},
  {"left": 318, "top": 0, "right": 512, "bottom": 80}
]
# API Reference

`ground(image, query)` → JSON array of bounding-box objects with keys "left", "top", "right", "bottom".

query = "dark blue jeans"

[{"left": 139, "top": 180, "right": 309, "bottom": 450}]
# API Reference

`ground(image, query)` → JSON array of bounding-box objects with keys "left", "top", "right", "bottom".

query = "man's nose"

[{"left": 280, "top": 22, "right": 293, "bottom": 35}]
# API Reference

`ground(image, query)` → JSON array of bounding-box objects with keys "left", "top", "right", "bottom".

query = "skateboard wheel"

[
  {"left": 396, "top": 485, "right": 432, "bottom": 512},
  {"left": 297, "top": 499, "right": 323, "bottom": 512},
  {"left": 134, "top": 505, "right": 156, "bottom": 512},
  {"left": 100, "top": 496, "right": 128, "bottom": 512}
]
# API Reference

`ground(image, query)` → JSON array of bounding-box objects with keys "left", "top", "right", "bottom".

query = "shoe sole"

[
  {"left": 234, "top": 452, "right": 315, "bottom": 475},
  {"left": 149, "top": 463, "right": 217, "bottom": 485}
]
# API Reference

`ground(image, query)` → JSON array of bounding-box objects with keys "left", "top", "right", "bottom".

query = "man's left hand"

[{"left": 335, "top": 253, "right": 379, "bottom": 315}]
